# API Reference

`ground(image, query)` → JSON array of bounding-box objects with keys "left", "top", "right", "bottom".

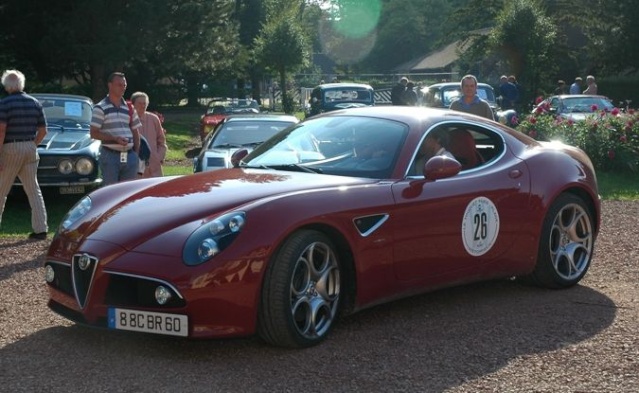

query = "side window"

[{"left": 408, "top": 123, "right": 504, "bottom": 177}]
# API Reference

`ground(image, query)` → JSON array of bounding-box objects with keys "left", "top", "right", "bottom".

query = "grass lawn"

[{"left": 1, "top": 107, "right": 638, "bottom": 238}]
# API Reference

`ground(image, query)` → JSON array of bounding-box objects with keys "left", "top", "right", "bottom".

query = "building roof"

[{"left": 393, "top": 28, "right": 491, "bottom": 73}]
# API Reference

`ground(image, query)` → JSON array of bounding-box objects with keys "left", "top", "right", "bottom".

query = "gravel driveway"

[{"left": 1, "top": 200, "right": 637, "bottom": 393}]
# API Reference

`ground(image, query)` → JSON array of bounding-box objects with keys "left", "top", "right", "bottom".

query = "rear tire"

[
  {"left": 525, "top": 193, "right": 595, "bottom": 288},
  {"left": 258, "top": 230, "right": 341, "bottom": 348}
]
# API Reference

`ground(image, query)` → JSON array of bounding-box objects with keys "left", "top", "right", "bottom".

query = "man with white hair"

[
  {"left": 0, "top": 69, "right": 48, "bottom": 240},
  {"left": 583, "top": 75, "right": 598, "bottom": 95}
]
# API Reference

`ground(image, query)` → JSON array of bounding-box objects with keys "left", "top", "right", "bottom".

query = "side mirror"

[
  {"left": 424, "top": 156, "right": 462, "bottom": 180},
  {"left": 230, "top": 149, "right": 250, "bottom": 167}
]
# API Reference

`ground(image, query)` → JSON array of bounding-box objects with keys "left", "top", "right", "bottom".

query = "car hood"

[
  {"left": 324, "top": 102, "right": 373, "bottom": 111},
  {"left": 75, "top": 169, "right": 375, "bottom": 247},
  {"left": 41, "top": 128, "right": 95, "bottom": 150},
  {"left": 559, "top": 112, "right": 594, "bottom": 122}
]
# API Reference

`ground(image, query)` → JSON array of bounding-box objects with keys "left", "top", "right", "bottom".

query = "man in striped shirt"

[
  {"left": 0, "top": 69, "right": 48, "bottom": 240},
  {"left": 90, "top": 72, "right": 142, "bottom": 186}
]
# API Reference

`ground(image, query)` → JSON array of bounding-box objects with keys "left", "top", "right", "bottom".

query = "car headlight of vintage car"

[
  {"left": 61, "top": 196, "right": 92, "bottom": 230},
  {"left": 76, "top": 157, "right": 94, "bottom": 175},
  {"left": 183, "top": 211, "right": 246, "bottom": 266},
  {"left": 58, "top": 159, "right": 74, "bottom": 175}
]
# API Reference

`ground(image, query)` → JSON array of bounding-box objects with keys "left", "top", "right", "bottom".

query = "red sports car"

[{"left": 45, "top": 106, "right": 600, "bottom": 348}]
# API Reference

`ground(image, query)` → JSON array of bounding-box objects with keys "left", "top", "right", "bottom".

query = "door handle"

[{"left": 509, "top": 169, "right": 523, "bottom": 179}]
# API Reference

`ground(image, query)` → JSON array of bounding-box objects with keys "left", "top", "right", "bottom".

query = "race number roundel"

[{"left": 462, "top": 197, "right": 500, "bottom": 256}]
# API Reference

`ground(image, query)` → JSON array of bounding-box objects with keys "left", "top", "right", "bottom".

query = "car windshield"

[
  {"left": 208, "top": 120, "right": 295, "bottom": 149},
  {"left": 241, "top": 115, "right": 408, "bottom": 179},
  {"left": 323, "top": 88, "right": 373, "bottom": 104},
  {"left": 561, "top": 97, "right": 615, "bottom": 113},
  {"left": 206, "top": 99, "right": 259, "bottom": 115},
  {"left": 438, "top": 86, "right": 496, "bottom": 107},
  {"left": 38, "top": 97, "right": 93, "bottom": 129}
]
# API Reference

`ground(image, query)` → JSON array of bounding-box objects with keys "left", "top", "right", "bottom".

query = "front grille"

[
  {"left": 206, "top": 157, "right": 226, "bottom": 167},
  {"left": 72, "top": 253, "right": 99, "bottom": 308},
  {"left": 45, "top": 261, "right": 73, "bottom": 296},
  {"left": 105, "top": 273, "right": 186, "bottom": 308}
]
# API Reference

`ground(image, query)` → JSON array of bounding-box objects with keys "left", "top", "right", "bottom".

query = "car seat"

[{"left": 448, "top": 128, "right": 484, "bottom": 170}]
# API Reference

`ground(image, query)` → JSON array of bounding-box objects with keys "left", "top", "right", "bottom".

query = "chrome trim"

[
  {"left": 405, "top": 119, "right": 508, "bottom": 179},
  {"left": 353, "top": 213, "right": 390, "bottom": 237},
  {"left": 71, "top": 253, "right": 99, "bottom": 309},
  {"left": 103, "top": 270, "right": 185, "bottom": 300}
]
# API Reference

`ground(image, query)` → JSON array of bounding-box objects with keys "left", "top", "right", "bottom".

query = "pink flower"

[
  {"left": 534, "top": 106, "right": 544, "bottom": 115},
  {"left": 511, "top": 115, "right": 519, "bottom": 125},
  {"left": 529, "top": 116, "right": 537, "bottom": 124},
  {"left": 608, "top": 149, "right": 615, "bottom": 160},
  {"left": 611, "top": 108, "right": 620, "bottom": 116},
  {"left": 535, "top": 96, "right": 544, "bottom": 105},
  {"left": 529, "top": 130, "right": 537, "bottom": 138},
  {"left": 591, "top": 104, "right": 598, "bottom": 112},
  {"left": 567, "top": 118, "right": 574, "bottom": 126},
  {"left": 620, "top": 135, "right": 627, "bottom": 143}
]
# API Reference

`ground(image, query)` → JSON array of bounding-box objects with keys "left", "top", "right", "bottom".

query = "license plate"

[
  {"left": 108, "top": 308, "right": 188, "bottom": 337},
  {"left": 60, "top": 186, "right": 85, "bottom": 194}
]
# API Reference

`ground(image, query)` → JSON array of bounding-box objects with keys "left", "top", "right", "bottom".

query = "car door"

[{"left": 390, "top": 122, "right": 531, "bottom": 282}]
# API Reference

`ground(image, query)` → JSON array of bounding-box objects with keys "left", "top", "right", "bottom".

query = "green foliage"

[
  {"left": 489, "top": 0, "right": 557, "bottom": 105},
  {"left": 516, "top": 107, "right": 639, "bottom": 172},
  {"left": 254, "top": 12, "right": 310, "bottom": 114}
]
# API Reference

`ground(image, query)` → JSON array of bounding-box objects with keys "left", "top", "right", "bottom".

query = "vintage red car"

[
  {"left": 199, "top": 98, "right": 260, "bottom": 141},
  {"left": 44, "top": 106, "right": 600, "bottom": 348}
]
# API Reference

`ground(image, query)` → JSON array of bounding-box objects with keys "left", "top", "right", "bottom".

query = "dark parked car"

[
  {"left": 533, "top": 94, "right": 617, "bottom": 121},
  {"left": 305, "top": 83, "right": 374, "bottom": 118},
  {"left": 422, "top": 82, "right": 518, "bottom": 126},
  {"left": 45, "top": 106, "right": 599, "bottom": 348},
  {"left": 16, "top": 94, "right": 101, "bottom": 195},
  {"left": 199, "top": 98, "right": 260, "bottom": 141},
  {"left": 193, "top": 113, "right": 299, "bottom": 173}
]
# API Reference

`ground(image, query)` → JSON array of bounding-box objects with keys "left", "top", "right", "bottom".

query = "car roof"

[
  {"left": 427, "top": 82, "right": 493, "bottom": 89},
  {"left": 552, "top": 94, "right": 610, "bottom": 99},
  {"left": 31, "top": 93, "right": 93, "bottom": 102},
  {"left": 316, "top": 83, "right": 373, "bottom": 90},
  {"left": 224, "top": 114, "right": 299, "bottom": 122}
]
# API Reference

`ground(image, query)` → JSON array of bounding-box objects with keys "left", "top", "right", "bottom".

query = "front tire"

[
  {"left": 526, "top": 193, "right": 595, "bottom": 288},
  {"left": 258, "top": 230, "right": 341, "bottom": 348}
]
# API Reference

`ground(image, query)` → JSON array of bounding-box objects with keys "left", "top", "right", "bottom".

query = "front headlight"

[
  {"left": 76, "top": 157, "right": 94, "bottom": 175},
  {"left": 183, "top": 211, "right": 246, "bottom": 266},
  {"left": 58, "top": 159, "right": 74, "bottom": 174},
  {"left": 61, "top": 196, "right": 92, "bottom": 230}
]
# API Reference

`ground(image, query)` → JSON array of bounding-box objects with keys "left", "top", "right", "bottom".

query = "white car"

[{"left": 193, "top": 114, "right": 299, "bottom": 172}]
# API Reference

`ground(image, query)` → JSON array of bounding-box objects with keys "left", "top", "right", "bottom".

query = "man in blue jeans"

[{"left": 90, "top": 72, "right": 142, "bottom": 186}]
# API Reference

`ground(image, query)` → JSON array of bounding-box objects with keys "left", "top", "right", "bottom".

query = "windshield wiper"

[
  {"left": 212, "top": 143, "right": 243, "bottom": 148},
  {"left": 267, "top": 164, "right": 323, "bottom": 174}
]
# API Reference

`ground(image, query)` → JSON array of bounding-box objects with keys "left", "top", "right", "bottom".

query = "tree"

[
  {"left": 489, "top": 0, "right": 557, "bottom": 107},
  {"left": 253, "top": 13, "right": 310, "bottom": 113},
  {"left": 0, "top": 0, "right": 240, "bottom": 103}
]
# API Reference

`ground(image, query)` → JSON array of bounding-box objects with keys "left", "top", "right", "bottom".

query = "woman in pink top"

[{"left": 130, "top": 92, "right": 167, "bottom": 177}]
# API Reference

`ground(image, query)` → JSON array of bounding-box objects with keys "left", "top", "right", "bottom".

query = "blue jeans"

[{"left": 99, "top": 147, "right": 139, "bottom": 187}]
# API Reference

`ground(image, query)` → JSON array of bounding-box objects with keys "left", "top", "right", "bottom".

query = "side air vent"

[{"left": 353, "top": 214, "right": 389, "bottom": 237}]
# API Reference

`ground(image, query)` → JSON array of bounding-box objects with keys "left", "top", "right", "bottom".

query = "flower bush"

[{"left": 516, "top": 105, "right": 639, "bottom": 172}]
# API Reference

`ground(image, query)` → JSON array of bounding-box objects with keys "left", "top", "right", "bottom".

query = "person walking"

[
  {"left": 569, "top": 77, "right": 582, "bottom": 94},
  {"left": 130, "top": 92, "right": 167, "bottom": 178},
  {"left": 391, "top": 77, "right": 408, "bottom": 105},
  {"left": 90, "top": 72, "right": 142, "bottom": 186},
  {"left": 583, "top": 75, "right": 598, "bottom": 95},
  {"left": 554, "top": 80, "right": 568, "bottom": 95},
  {"left": 403, "top": 81, "right": 418, "bottom": 106},
  {"left": 0, "top": 69, "right": 48, "bottom": 240},
  {"left": 449, "top": 74, "right": 494, "bottom": 120}
]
